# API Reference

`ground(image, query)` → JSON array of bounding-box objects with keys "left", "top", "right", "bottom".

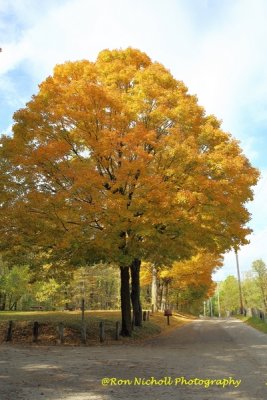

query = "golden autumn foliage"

[
  {"left": 0, "top": 48, "right": 259, "bottom": 273},
  {"left": 140, "top": 252, "right": 221, "bottom": 306},
  {"left": 160, "top": 252, "right": 223, "bottom": 290},
  {"left": 140, "top": 261, "right": 153, "bottom": 286}
]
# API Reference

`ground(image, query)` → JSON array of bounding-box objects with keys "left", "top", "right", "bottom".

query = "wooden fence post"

[
  {"left": 81, "top": 298, "right": 85, "bottom": 323},
  {"left": 6, "top": 320, "right": 13, "bottom": 342},
  {"left": 33, "top": 321, "right": 39, "bottom": 343},
  {"left": 143, "top": 311, "right": 147, "bottom": 321},
  {"left": 57, "top": 322, "right": 64, "bottom": 344},
  {"left": 99, "top": 321, "right": 105, "bottom": 343},
  {"left": 115, "top": 321, "right": 120, "bottom": 340},
  {"left": 81, "top": 322, "right": 87, "bottom": 344}
]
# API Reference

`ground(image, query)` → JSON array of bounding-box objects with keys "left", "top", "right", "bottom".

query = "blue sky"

[{"left": 1, "top": 0, "right": 267, "bottom": 280}]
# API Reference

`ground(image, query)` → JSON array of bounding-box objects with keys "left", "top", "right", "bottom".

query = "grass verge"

[{"left": 236, "top": 315, "right": 267, "bottom": 334}]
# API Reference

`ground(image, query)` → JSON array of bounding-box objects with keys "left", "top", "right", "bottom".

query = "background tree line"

[
  {"left": 207, "top": 259, "right": 267, "bottom": 316},
  {"left": 0, "top": 257, "right": 120, "bottom": 311},
  {"left": 0, "top": 255, "right": 215, "bottom": 315}
]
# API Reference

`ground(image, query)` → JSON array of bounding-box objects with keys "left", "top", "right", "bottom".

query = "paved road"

[{"left": 1, "top": 318, "right": 267, "bottom": 400}]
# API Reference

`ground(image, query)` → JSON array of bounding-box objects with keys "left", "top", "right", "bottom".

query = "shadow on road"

[{"left": 0, "top": 318, "right": 267, "bottom": 400}]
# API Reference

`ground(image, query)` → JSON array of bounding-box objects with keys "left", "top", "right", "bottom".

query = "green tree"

[
  {"left": 32, "top": 278, "right": 63, "bottom": 308},
  {"left": 242, "top": 271, "right": 263, "bottom": 310},
  {"left": 219, "top": 275, "right": 240, "bottom": 314},
  {"left": 251, "top": 259, "right": 267, "bottom": 311},
  {"left": 0, "top": 265, "right": 31, "bottom": 310},
  {"left": 65, "top": 263, "right": 120, "bottom": 310}
]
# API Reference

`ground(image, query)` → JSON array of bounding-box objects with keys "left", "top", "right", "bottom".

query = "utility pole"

[
  {"left": 235, "top": 249, "right": 244, "bottom": 314},
  {"left": 217, "top": 282, "right": 221, "bottom": 318},
  {"left": 203, "top": 301, "right": 206, "bottom": 317}
]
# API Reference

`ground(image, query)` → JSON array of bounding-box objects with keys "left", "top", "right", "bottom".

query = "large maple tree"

[{"left": 0, "top": 48, "right": 259, "bottom": 335}]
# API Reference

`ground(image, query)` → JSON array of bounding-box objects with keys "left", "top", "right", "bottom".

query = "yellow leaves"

[
  {"left": 159, "top": 268, "right": 171, "bottom": 279},
  {"left": 1, "top": 47, "right": 259, "bottom": 270},
  {"left": 132, "top": 62, "right": 177, "bottom": 99},
  {"left": 34, "top": 140, "right": 71, "bottom": 162},
  {"left": 175, "top": 190, "right": 197, "bottom": 207},
  {"left": 96, "top": 48, "right": 151, "bottom": 90},
  {"left": 42, "top": 263, "right": 53, "bottom": 271},
  {"left": 140, "top": 261, "right": 153, "bottom": 286},
  {"left": 53, "top": 60, "right": 97, "bottom": 84},
  {"left": 164, "top": 252, "right": 223, "bottom": 290}
]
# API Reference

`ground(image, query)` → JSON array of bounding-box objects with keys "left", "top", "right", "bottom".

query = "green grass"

[
  {"left": 237, "top": 315, "right": 267, "bottom": 334},
  {"left": 0, "top": 310, "right": 120, "bottom": 327}
]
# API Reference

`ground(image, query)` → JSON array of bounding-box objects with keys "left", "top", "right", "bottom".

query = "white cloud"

[
  {"left": 1, "top": 0, "right": 266, "bottom": 151},
  {"left": 214, "top": 227, "right": 267, "bottom": 281},
  {"left": 167, "top": 0, "right": 267, "bottom": 163},
  {"left": 248, "top": 169, "right": 267, "bottom": 231},
  {"left": 0, "top": 0, "right": 189, "bottom": 78},
  {"left": 1, "top": 0, "right": 267, "bottom": 118}
]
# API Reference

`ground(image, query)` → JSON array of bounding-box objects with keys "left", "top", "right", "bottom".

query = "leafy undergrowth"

[
  {"left": 236, "top": 315, "right": 267, "bottom": 334},
  {"left": 0, "top": 310, "right": 194, "bottom": 346}
]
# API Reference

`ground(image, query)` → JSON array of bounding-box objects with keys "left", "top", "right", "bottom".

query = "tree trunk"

[
  {"left": 8, "top": 294, "right": 13, "bottom": 311},
  {"left": 161, "top": 282, "right": 167, "bottom": 311},
  {"left": 130, "top": 258, "right": 142, "bottom": 327},
  {"left": 0, "top": 293, "right": 6, "bottom": 311},
  {"left": 151, "top": 264, "right": 158, "bottom": 312},
  {"left": 120, "top": 266, "right": 132, "bottom": 336},
  {"left": 2, "top": 294, "right": 6, "bottom": 311},
  {"left": 166, "top": 280, "right": 170, "bottom": 309}
]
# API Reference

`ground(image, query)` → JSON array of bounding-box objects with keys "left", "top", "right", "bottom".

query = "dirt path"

[{"left": 1, "top": 318, "right": 267, "bottom": 400}]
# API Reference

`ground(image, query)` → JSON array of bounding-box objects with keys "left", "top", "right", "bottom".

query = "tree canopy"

[
  {"left": 0, "top": 48, "right": 258, "bottom": 266},
  {"left": 0, "top": 48, "right": 259, "bottom": 334}
]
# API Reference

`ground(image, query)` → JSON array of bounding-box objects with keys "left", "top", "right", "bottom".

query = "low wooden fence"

[
  {"left": 1, "top": 320, "right": 121, "bottom": 345},
  {"left": 0, "top": 309, "right": 152, "bottom": 345}
]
